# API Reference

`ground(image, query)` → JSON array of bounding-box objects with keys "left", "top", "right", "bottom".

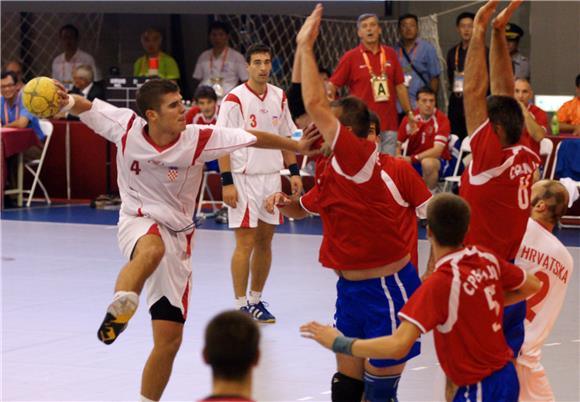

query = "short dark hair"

[
  {"left": 456, "top": 12, "right": 475, "bottom": 26},
  {"left": 59, "top": 24, "right": 79, "bottom": 39},
  {"left": 398, "top": 13, "right": 418, "bottom": 27},
  {"left": 575, "top": 73, "right": 580, "bottom": 88},
  {"left": 209, "top": 21, "right": 231, "bottom": 35},
  {"left": 487, "top": 95, "right": 523, "bottom": 145},
  {"left": 330, "top": 96, "right": 370, "bottom": 139},
  {"left": 319, "top": 66, "right": 332, "bottom": 77},
  {"left": 427, "top": 193, "right": 471, "bottom": 247},
  {"left": 531, "top": 180, "right": 569, "bottom": 225},
  {"left": 194, "top": 85, "right": 217, "bottom": 102},
  {"left": 245, "top": 43, "right": 272, "bottom": 63},
  {"left": 136, "top": 79, "right": 180, "bottom": 117},
  {"left": 204, "top": 310, "right": 260, "bottom": 381},
  {"left": 0, "top": 71, "right": 17, "bottom": 84},
  {"left": 368, "top": 110, "right": 381, "bottom": 133},
  {"left": 416, "top": 86, "right": 436, "bottom": 100}
]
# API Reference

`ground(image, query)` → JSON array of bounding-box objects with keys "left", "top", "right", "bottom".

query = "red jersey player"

[
  {"left": 186, "top": 85, "right": 218, "bottom": 125},
  {"left": 301, "top": 192, "right": 541, "bottom": 402},
  {"left": 458, "top": 0, "right": 540, "bottom": 357}
]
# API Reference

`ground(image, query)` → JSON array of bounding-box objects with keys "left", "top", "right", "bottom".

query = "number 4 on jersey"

[{"left": 131, "top": 160, "right": 141, "bottom": 175}]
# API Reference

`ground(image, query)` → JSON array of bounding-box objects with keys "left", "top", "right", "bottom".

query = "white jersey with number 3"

[
  {"left": 515, "top": 218, "right": 574, "bottom": 368},
  {"left": 216, "top": 83, "right": 296, "bottom": 174},
  {"left": 79, "top": 99, "right": 256, "bottom": 232}
]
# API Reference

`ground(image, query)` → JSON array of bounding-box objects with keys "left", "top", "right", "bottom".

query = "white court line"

[
  {"left": 320, "top": 391, "right": 331, "bottom": 395},
  {"left": 571, "top": 339, "right": 580, "bottom": 343},
  {"left": 544, "top": 342, "right": 561, "bottom": 347},
  {"left": 410, "top": 366, "right": 429, "bottom": 371},
  {"left": 297, "top": 397, "right": 314, "bottom": 401}
]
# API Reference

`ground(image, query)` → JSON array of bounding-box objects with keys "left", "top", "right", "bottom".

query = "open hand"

[
  {"left": 297, "top": 125, "right": 323, "bottom": 157},
  {"left": 300, "top": 321, "right": 342, "bottom": 350},
  {"left": 474, "top": 0, "right": 499, "bottom": 29},
  {"left": 222, "top": 184, "right": 238, "bottom": 209},
  {"left": 296, "top": 4, "right": 323, "bottom": 49},
  {"left": 53, "top": 79, "right": 70, "bottom": 109},
  {"left": 492, "top": 0, "right": 523, "bottom": 30},
  {"left": 290, "top": 175, "right": 303, "bottom": 196},
  {"left": 264, "top": 192, "right": 291, "bottom": 213}
]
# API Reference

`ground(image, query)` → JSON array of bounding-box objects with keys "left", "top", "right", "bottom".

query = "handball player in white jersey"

[
  {"left": 515, "top": 180, "right": 574, "bottom": 402},
  {"left": 217, "top": 44, "right": 302, "bottom": 323},
  {"left": 53, "top": 78, "right": 317, "bottom": 402}
]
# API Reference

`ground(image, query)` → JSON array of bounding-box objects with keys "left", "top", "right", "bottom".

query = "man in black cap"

[{"left": 506, "top": 22, "right": 530, "bottom": 80}]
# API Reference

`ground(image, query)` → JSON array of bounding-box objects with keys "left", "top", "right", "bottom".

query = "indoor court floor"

[{"left": 2, "top": 205, "right": 579, "bottom": 401}]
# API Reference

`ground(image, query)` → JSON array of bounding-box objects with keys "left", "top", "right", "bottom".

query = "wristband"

[
  {"left": 60, "top": 95, "right": 76, "bottom": 113},
  {"left": 288, "top": 163, "right": 300, "bottom": 176},
  {"left": 411, "top": 154, "right": 420, "bottom": 164},
  {"left": 220, "top": 172, "right": 234, "bottom": 186},
  {"left": 331, "top": 335, "right": 355, "bottom": 355}
]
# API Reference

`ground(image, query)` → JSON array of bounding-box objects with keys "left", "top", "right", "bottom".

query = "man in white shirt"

[
  {"left": 52, "top": 24, "right": 99, "bottom": 90},
  {"left": 54, "top": 78, "right": 317, "bottom": 402},
  {"left": 192, "top": 21, "right": 248, "bottom": 100},
  {"left": 515, "top": 179, "right": 574, "bottom": 402}
]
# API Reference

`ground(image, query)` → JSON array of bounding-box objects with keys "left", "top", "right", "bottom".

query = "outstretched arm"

[
  {"left": 55, "top": 80, "right": 93, "bottom": 115},
  {"left": 464, "top": 0, "right": 498, "bottom": 135}
]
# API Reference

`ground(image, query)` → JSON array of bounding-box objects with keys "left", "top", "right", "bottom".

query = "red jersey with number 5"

[
  {"left": 398, "top": 245, "right": 527, "bottom": 386},
  {"left": 460, "top": 120, "right": 540, "bottom": 260}
]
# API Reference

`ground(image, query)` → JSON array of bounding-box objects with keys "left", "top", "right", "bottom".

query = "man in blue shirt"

[{"left": 395, "top": 14, "right": 441, "bottom": 118}]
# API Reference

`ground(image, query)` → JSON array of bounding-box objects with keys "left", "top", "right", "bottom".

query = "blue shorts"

[
  {"left": 454, "top": 362, "right": 519, "bottom": 402},
  {"left": 412, "top": 158, "right": 452, "bottom": 178},
  {"left": 503, "top": 300, "right": 526, "bottom": 357},
  {"left": 334, "top": 262, "right": 421, "bottom": 368}
]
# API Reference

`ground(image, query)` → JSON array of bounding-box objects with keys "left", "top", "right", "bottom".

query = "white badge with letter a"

[{"left": 371, "top": 75, "right": 389, "bottom": 102}]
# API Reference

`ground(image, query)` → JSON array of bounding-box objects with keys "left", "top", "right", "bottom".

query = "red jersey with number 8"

[
  {"left": 398, "top": 246, "right": 527, "bottom": 386},
  {"left": 460, "top": 120, "right": 540, "bottom": 260}
]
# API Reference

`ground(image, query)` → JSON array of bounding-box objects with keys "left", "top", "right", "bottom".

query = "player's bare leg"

[
  {"left": 141, "top": 319, "right": 183, "bottom": 401},
  {"left": 334, "top": 354, "right": 365, "bottom": 400},
  {"left": 445, "top": 377, "right": 458, "bottom": 402},
  {"left": 421, "top": 158, "right": 441, "bottom": 190},
  {"left": 248, "top": 220, "right": 276, "bottom": 323},
  {"left": 98, "top": 234, "right": 165, "bottom": 344},
  {"left": 490, "top": 0, "right": 522, "bottom": 96},
  {"left": 231, "top": 227, "right": 257, "bottom": 305}
]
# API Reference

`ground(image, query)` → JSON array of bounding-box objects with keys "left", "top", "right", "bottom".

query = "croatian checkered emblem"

[{"left": 167, "top": 167, "right": 179, "bottom": 182}]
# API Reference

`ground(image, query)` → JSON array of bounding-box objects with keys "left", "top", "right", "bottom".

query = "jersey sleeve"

[
  {"left": 390, "top": 48, "right": 405, "bottom": 86},
  {"left": 500, "top": 258, "right": 527, "bottom": 291},
  {"left": 533, "top": 107, "right": 549, "bottom": 131},
  {"left": 468, "top": 120, "right": 505, "bottom": 175},
  {"left": 395, "top": 160, "right": 432, "bottom": 218},
  {"left": 329, "top": 52, "right": 351, "bottom": 88},
  {"left": 300, "top": 186, "right": 320, "bottom": 214},
  {"left": 397, "top": 117, "right": 410, "bottom": 143},
  {"left": 78, "top": 98, "right": 137, "bottom": 143},
  {"left": 331, "top": 123, "right": 378, "bottom": 180},
  {"left": 398, "top": 273, "right": 450, "bottom": 334},
  {"left": 195, "top": 126, "right": 256, "bottom": 163},
  {"left": 434, "top": 113, "right": 451, "bottom": 148},
  {"left": 216, "top": 93, "right": 244, "bottom": 128}
]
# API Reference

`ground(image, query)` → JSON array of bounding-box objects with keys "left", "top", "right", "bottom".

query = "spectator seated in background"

[
  {"left": 199, "top": 311, "right": 259, "bottom": 402},
  {"left": 556, "top": 73, "right": 580, "bottom": 135},
  {"left": 70, "top": 65, "right": 105, "bottom": 101},
  {"left": 133, "top": 28, "right": 180, "bottom": 80},
  {"left": 397, "top": 86, "right": 451, "bottom": 193},
  {"left": 192, "top": 21, "right": 248, "bottom": 100},
  {"left": 185, "top": 85, "right": 218, "bottom": 125},
  {"left": 506, "top": 22, "right": 530, "bottom": 80},
  {"left": 52, "top": 24, "right": 99, "bottom": 90},
  {"left": 3, "top": 60, "right": 25, "bottom": 91}
]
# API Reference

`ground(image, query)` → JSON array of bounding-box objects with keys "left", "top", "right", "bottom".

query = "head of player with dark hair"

[
  {"left": 398, "top": 13, "right": 419, "bottom": 43},
  {"left": 329, "top": 96, "right": 371, "bottom": 139},
  {"left": 368, "top": 110, "right": 381, "bottom": 143},
  {"left": 455, "top": 12, "right": 475, "bottom": 45},
  {"left": 136, "top": 79, "right": 185, "bottom": 134},
  {"left": 427, "top": 193, "right": 471, "bottom": 248},
  {"left": 530, "top": 180, "right": 569, "bottom": 229},
  {"left": 209, "top": 21, "right": 231, "bottom": 52},
  {"left": 245, "top": 44, "right": 272, "bottom": 88},
  {"left": 357, "top": 13, "right": 382, "bottom": 48},
  {"left": 1, "top": 71, "right": 19, "bottom": 102},
  {"left": 141, "top": 28, "right": 163, "bottom": 57},
  {"left": 194, "top": 85, "right": 218, "bottom": 119},
  {"left": 202, "top": 310, "right": 260, "bottom": 400},
  {"left": 416, "top": 86, "right": 437, "bottom": 119},
  {"left": 59, "top": 24, "right": 80, "bottom": 54},
  {"left": 486, "top": 95, "right": 524, "bottom": 146}
]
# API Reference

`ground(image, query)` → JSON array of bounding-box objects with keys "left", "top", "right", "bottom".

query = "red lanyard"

[
  {"left": 361, "top": 47, "right": 387, "bottom": 78},
  {"left": 3, "top": 95, "right": 19, "bottom": 124},
  {"left": 210, "top": 47, "right": 229, "bottom": 74}
]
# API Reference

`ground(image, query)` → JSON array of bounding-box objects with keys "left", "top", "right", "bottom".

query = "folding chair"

[
  {"left": 443, "top": 136, "right": 471, "bottom": 192},
  {"left": 549, "top": 140, "right": 564, "bottom": 180},
  {"left": 539, "top": 137, "right": 553, "bottom": 179},
  {"left": 195, "top": 168, "right": 221, "bottom": 218},
  {"left": 24, "top": 119, "right": 53, "bottom": 207}
]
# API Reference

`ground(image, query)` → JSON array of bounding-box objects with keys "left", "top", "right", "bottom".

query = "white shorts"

[
  {"left": 515, "top": 360, "right": 555, "bottom": 402},
  {"left": 117, "top": 213, "right": 194, "bottom": 319},
  {"left": 228, "top": 172, "right": 282, "bottom": 228}
]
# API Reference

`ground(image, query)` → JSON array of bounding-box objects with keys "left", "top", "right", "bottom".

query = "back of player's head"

[
  {"left": 427, "top": 193, "right": 471, "bottom": 248},
  {"left": 245, "top": 43, "right": 272, "bottom": 63},
  {"left": 398, "top": 13, "right": 418, "bottom": 28},
  {"left": 136, "top": 79, "right": 180, "bottom": 117},
  {"left": 59, "top": 24, "right": 79, "bottom": 39},
  {"left": 209, "top": 21, "right": 231, "bottom": 35},
  {"left": 486, "top": 95, "right": 523, "bottom": 145},
  {"left": 416, "top": 86, "right": 436, "bottom": 100},
  {"left": 456, "top": 12, "right": 475, "bottom": 26},
  {"left": 531, "top": 180, "right": 569, "bottom": 225},
  {"left": 330, "top": 96, "right": 371, "bottom": 139},
  {"left": 368, "top": 110, "right": 381, "bottom": 134},
  {"left": 194, "top": 85, "right": 217, "bottom": 102},
  {"left": 204, "top": 310, "right": 260, "bottom": 381}
]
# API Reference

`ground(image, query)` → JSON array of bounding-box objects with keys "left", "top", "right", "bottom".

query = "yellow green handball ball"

[{"left": 22, "top": 77, "right": 60, "bottom": 118}]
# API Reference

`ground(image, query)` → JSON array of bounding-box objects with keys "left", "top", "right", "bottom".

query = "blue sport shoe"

[{"left": 247, "top": 301, "right": 276, "bottom": 323}]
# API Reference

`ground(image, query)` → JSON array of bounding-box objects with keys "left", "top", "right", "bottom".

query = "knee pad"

[
  {"left": 364, "top": 372, "right": 401, "bottom": 402},
  {"left": 331, "top": 372, "right": 364, "bottom": 402}
]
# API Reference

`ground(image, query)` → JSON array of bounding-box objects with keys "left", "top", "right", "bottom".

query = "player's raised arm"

[
  {"left": 463, "top": 0, "right": 497, "bottom": 135},
  {"left": 296, "top": 4, "right": 339, "bottom": 144}
]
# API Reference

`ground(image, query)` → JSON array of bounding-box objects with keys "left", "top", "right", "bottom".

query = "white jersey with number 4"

[
  {"left": 79, "top": 99, "right": 256, "bottom": 232},
  {"left": 216, "top": 83, "right": 296, "bottom": 174},
  {"left": 515, "top": 217, "right": 574, "bottom": 368}
]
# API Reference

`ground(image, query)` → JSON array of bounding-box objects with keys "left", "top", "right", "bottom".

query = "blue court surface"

[{"left": 1, "top": 203, "right": 579, "bottom": 401}]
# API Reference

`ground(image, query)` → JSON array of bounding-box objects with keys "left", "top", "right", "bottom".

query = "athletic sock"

[
  {"left": 235, "top": 296, "right": 248, "bottom": 309},
  {"left": 249, "top": 290, "right": 262, "bottom": 305},
  {"left": 112, "top": 290, "right": 139, "bottom": 305},
  {"left": 140, "top": 395, "right": 156, "bottom": 402}
]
